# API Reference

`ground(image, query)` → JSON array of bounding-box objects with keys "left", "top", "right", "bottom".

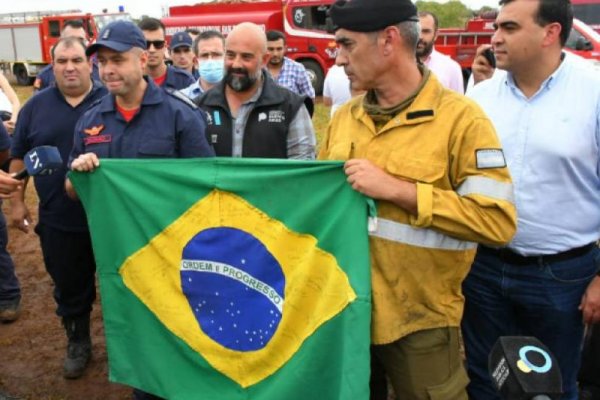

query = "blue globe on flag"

[{"left": 181, "top": 227, "right": 285, "bottom": 351}]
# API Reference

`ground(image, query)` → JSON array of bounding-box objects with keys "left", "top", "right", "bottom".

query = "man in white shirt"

[
  {"left": 417, "top": 11, "right": 464, "bottom": 93},
  {"left": 323, "top": 65, "right": 351, "bottom": 117}
]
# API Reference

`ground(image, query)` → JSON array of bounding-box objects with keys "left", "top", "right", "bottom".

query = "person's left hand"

[
  {"left": 344, "top": 158, "right": 417, "bottom": 215},
  {"left": 580, "top": 275, "right": 600, "bottom": 324},
  {"left": 3, "top": 120, "right": 15, "bottom": 134}
]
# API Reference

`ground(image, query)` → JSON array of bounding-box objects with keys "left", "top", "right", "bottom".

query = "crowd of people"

[{"left": 1, "top": 0, "right": 600, "bottom": 399}]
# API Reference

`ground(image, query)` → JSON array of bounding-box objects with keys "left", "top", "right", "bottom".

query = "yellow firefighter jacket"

[{"left": 319, "top": 74, "right": 517, "bottom": 344}]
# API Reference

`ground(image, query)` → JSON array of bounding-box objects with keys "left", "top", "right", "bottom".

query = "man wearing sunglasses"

[{"left": 137, "top": 18, "right": 195, "bottom": 91}]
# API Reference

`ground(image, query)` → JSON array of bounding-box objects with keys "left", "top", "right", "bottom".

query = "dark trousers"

[
  {"left": 35, "top": 223, "right": 96, "bottom": 317},
  {"left": 580, "top": 323, "right": 600, "bottom": 388},
  {"left": 462, "top": 246, "right": 599, "bottom": 400},
  {"left": 0, "top": 208, "right": 19, "bottom": 306}
]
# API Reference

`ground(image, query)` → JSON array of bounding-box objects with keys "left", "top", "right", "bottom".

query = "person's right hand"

[
  {"left": 472, "top": 45, "right": 495, "bottom": 85},
  {"left": 71, "top": 152, "right": 100, "bottom": 172},
  {"left": 0, "top": 171, "right": 21, "bottom": 198},
  {"left": 10, "top": 201, "right": 32, "bottom": 233}
]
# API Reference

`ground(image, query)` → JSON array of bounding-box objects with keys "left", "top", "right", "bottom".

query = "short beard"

[
  {"left": 225, "top": 67, "right": 261, "bottom": 92},
  {"left": 416, "top": 40, "right": 434, "bottom": 59}
]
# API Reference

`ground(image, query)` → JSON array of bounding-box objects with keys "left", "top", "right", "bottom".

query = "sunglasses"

[{"left": 146, "top": 40, "right": 166, "bottom": 50}]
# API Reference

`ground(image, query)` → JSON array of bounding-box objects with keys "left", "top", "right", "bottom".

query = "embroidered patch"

[
  {"left": 84, "top": 134, "right": 112, "bottom": 145},
  {"left": 84, "top": 124, "right": 104, "bottom": 136},
  {"left": 476, "top": 149, "right": 506, "bottom": 169}
]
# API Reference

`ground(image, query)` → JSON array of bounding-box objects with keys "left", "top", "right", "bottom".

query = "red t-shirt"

[
  {"left": 153, "top": 72, "right": 167, "bottom": 87},
  {"left": 116, "top": 103, "right": 139, "bottom": 123}
]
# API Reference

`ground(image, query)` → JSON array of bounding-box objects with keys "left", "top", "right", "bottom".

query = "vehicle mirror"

[{"left": 575, "top": 36, "right": 593, "bottom": 51}]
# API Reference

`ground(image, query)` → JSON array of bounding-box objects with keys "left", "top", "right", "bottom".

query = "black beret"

[{"left": 329, "top": 0, "right": 418, "bottom": 32}]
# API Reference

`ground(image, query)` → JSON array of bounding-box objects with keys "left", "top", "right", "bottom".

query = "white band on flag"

[{"left": 181, "top": 259, "right": 284, "bottom": 313}]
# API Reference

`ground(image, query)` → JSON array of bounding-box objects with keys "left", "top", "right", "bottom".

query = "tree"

[{"left": 415, "top": 0, "right": 474, "bottom": 28}]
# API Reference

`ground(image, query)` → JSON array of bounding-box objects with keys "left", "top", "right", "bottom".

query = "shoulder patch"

[
  {"left": 476, "top": 149, "right": 507, "bottom": 169},
  {"left": 166, "top": 88, "right": 198, "bottom": 110}
]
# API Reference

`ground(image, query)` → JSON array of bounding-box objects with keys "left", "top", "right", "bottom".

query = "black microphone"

[
  {"left": 488, "top": 336, "right": 562, "bottom": 400},
  {"left": 13, "top": 146, "right": 63, "bottom": 180}
]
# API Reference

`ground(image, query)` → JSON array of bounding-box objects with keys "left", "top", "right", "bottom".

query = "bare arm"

[{"left": 0, "top": 73, "right": 20, "bottom": 134}]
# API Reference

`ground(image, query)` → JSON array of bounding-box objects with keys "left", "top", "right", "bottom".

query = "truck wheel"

[
  {"left": 299, "top": 60, "right": 324, "bottom": 96},
  {"left": 14, "top": 64, "right": 33, "bottom": 86}
]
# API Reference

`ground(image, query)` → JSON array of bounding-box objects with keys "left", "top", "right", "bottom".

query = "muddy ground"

[{"left": 0, "top": 192, "right": 131, "bottom": 399}]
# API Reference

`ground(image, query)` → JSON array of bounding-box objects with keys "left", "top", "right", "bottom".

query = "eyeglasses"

[{"left": 146, "top": 40, "right": 166, "bottom": 50}]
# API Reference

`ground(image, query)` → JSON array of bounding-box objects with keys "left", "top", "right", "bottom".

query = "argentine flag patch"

[{"left": 476, "top": 149, "right": 506, "bottom": 169}]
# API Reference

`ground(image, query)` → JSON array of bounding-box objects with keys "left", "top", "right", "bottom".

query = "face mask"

[{"left": 199, "top": 59, "right": 224, "bottom": 84}]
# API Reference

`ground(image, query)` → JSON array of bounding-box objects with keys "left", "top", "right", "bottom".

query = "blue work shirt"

[
  {"left": 34, "top": 62, "right": 101, "bottom": 93},
  {"left": 163, "top": 65, "right": 195, "bottom": 91},
  {"left": 468, "top": 53, "right": 600, "bottom": 255},
  {"left": 12, "top": 81, "right": 108, "bottom": 232},
  {"left": 70, "top": 78, "right": 214, "bottom": 161}
]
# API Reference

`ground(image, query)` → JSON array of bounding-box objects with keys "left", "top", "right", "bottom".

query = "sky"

[{"left": 0, "top": 0, "right": 498, "bottom": 19}]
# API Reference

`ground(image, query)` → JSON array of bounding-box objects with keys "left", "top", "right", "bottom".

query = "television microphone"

[
  {"left": 488, "top": 336, "right": 562, "bottom": 400},
  {"left": 13, "top": 146, "right": 63, "bottom": 180}
]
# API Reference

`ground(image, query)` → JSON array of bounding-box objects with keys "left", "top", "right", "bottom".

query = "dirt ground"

[
  {"left": 0, "top": 81, "right": 131, "bottom": 399},
  {"left": 0, "top": 191, "right": 131, "bottom": 399}
]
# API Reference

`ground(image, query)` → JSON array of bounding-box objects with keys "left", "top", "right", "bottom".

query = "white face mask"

[{"left": 198, "top": 59, "right": 224, "bottom": 84}]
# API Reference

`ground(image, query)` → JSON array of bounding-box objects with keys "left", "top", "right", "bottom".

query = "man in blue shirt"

[
  {"left": 180, "top": 30, "right": 225, "bottom": 99},
  {"left": 138, "top": 18, "right": 195, "bottom": 91},
  {"left": 170, "top": 31, "right": 199, "bottom": 80},
  {"left": 0, "top": 122, "right": 20, "bottom": 324},
  {"left": 34, "top": 19, "right": 100, "bottom": 93},
  {"left": 462, "top": 1, "right": 600, "bottom": 399},
  {"left": 265, "top": 30, "right": 316, "bottom": 100},
  {"left": 66, "top": 19, "right": 213, "bottom": 400},
  {"left": 10, "top": 36, "right": 108, "bottom": 379}
]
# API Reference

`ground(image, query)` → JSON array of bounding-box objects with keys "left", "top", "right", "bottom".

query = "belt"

[{"left": 478, "top": 242, "right": 596, "bottom": 265}]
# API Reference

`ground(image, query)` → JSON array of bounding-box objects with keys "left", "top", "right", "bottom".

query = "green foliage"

[{"left": 415, "top": 0, "right": 474, "bottom": 28}]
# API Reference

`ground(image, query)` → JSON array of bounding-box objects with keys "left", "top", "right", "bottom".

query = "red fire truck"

[
  {"left": 162, "top": 0, "right": 338, "bottom": 94},
  {"left": 436, "top": 16, "right": 600, "bottom": 73},
  {"left": 0, "top": 11, "right": 130, "bottom": 85}
]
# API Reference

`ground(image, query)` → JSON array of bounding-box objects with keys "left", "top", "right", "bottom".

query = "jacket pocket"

[{"left": 385, "top": 153, "right": 446, "bottom": 184}]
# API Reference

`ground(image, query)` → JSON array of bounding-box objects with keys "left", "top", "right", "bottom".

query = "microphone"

[
  {"left": 488, "top": 336, "right": 562, "bottom": 400},
  {"left": 13, "top": 146, "right": 63, "bottom": 180}
]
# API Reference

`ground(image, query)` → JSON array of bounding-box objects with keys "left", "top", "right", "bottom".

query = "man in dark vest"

[{"left": 194, "top": 22, "right": 315, "bottom": 159}]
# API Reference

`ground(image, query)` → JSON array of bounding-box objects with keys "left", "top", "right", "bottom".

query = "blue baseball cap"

[
  {"left": 170, "top": 31, "right": 193, "bottom": 50},
  {"left": 86, "top": 20, "right": 147, "bottom": 56}
]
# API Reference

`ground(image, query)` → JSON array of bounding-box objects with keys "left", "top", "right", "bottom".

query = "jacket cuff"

[{"left": 410, "top": 182, "right": 433, "bottom": 227}]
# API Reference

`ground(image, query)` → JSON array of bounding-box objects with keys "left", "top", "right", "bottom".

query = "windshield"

[{"left": 94, "top": 13, "right": 131, "bottom": 32}]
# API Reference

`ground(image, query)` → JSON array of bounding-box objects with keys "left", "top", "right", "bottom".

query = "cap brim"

[
  {"left": 86, "top": 40, "right": 134, "bottom": 57},
  {"left": 171, "top": 43, "right": 191, "bottom": 50}
]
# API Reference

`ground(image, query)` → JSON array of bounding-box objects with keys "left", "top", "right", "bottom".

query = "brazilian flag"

[{"left": 70, "top": 158, "right": 371, "bottom": 400}]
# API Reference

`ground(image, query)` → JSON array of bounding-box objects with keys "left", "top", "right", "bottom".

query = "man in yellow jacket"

[{"left": 319, "top": 0, "right": 517, "bottom": 399}]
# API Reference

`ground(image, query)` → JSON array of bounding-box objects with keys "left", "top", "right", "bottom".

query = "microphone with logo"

[
  {"left": 488, "top": 336, "right": 563, "bottom": 400},
  {"left": 13, "top": 146, "right": 63, "bottom": 180}
]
